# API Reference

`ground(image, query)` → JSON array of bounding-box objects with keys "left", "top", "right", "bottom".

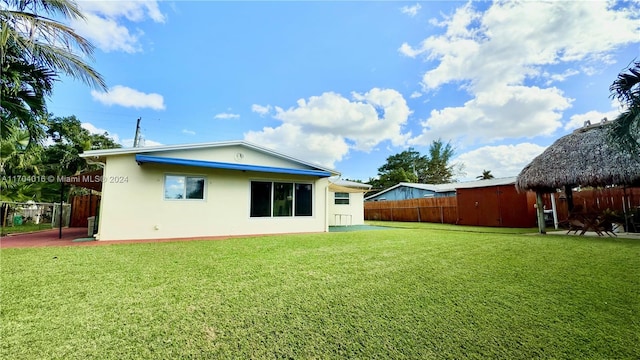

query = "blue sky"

[{"left": 48, "top": 1, "right": 640, "bottom": 182}]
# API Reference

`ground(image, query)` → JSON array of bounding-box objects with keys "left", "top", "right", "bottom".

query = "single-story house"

[
  {"left": 80, "top": 140, "right": 343, "bottom": 241},
  {"left": 328, "top": 178, "right": 372, "bottom": 226}
]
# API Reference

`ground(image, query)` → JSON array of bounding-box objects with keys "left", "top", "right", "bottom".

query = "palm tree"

[
  {"left": 0, "top": 0, "right": 106, "bottom": 89},
  {"left": 476, "top": 169, "right": 494, "bottom": 180},
  {"left": 1, "top": 0, "right": 106, "bottom": 141},
  {"left": 1, "top": 41, "right": 53, "bottom": 142},
  {"left": 609, "top": 60, "right": 640, "bottom": 152}
]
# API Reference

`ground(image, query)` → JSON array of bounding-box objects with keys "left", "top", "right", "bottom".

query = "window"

[
  {"left": 164, "top": 175, "right": 205, "bottom": 200},
  {"left": 334, "top": 192, "right": 350, "bottom": 205},
  {"left": 295, "top": 183, "right": 313, "bottom": 216},
  {"left": 274, "top": 183, "right": 293, "bottom": 217},
  {"left": 250, "top": 181, "right": 272, "bottom": 217},
  {"left": 250, "top": 181, "right": 313, "bottom": 217}
]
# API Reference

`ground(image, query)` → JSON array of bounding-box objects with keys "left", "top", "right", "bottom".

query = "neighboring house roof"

[
  {"left": 365, "top": 176, "right": 517, "bottom": 200},
  {"left": 81, "top": 140, "right": 339, "bottom": 177},
  {"left": 328, "top": 177, "right": 372, "bottom": 193}
]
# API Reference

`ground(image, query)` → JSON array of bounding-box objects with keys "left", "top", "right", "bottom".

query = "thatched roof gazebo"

[{"left": 516, "top": 120, "right": 640, "bottom": 233}]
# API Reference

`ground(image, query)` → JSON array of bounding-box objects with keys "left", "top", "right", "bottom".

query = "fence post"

[{"left": 417, "top": 207, "right": 421, "bottom": 222}]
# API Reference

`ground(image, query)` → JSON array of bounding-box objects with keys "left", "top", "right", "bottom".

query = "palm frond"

[{"left": 610, "top": 60, "right": 640, "bottom": 106}]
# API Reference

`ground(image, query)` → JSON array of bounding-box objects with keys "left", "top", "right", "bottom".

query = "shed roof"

[{"left": 516, "top": 121, "right": 640, "bottom": 192}]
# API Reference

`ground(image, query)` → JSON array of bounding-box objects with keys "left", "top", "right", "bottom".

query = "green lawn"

[{"left": 2, "top": 223, "right": 639, "bottom": 359}]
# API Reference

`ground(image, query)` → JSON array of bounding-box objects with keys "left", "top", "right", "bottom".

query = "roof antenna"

[{"left": 133, "top": 117, "right": 141, "bottom": 147}]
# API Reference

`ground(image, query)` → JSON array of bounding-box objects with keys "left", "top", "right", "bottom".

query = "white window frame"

[
  {"left": 334, "top": 192, "right": 350, "bottom": 205},
  {"left": 163, "top": 174, "right": 206, "bottom": 201}
]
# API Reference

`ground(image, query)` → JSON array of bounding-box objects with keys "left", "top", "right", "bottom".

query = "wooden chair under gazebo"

[{"left": 516, "top": 119, "right": 640, "bottom": 235}]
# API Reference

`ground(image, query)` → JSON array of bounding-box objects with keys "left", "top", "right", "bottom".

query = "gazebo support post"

[{"left": 536, "top": 191, "right": 546, "bottom": 234}]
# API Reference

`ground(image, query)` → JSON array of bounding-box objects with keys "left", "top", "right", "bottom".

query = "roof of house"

[
  {"left": 81, "top": 140, "right": 340, "bottom": 176},
  {"left": 516, "top": 121, "right": 640, "bottom": 192},
  {"left": 365, "top": 176, "right": 517, "bottom": 200},
  {"left": 328, "top": 177, "right": 372, "bottom": 193}
]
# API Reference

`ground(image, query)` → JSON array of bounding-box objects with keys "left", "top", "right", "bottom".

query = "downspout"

[
  {"left": 88, "top": 157, "right": 105, "bottom": 240},
  {"left": 325, "top": 180, "right": 329, "bottom": 232}
]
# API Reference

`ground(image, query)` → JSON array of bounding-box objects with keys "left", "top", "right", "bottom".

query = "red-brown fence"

[
  {"left": 365, "top": 197, "right": 458, "bottom": 224},
  {"left": 364, "top": 186, "right": 640, "bottom": 226},
  {"left": 70, "top": 194, "right": 100, "bottom": 227},
  {"left": 541, "top": 187, "right": 640, "bottom": 220}
]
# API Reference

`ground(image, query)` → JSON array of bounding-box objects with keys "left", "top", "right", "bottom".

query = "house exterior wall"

[
  {"left": 328, "top": 191, "right": 366, "bottom": 226},
  {"left": 96, "top": 154, "right": 330, "bottom": 241},
  {"left": 156, "top": 145, "right": 312, "bottom": 170}
]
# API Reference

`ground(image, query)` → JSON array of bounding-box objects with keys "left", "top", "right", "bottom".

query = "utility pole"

[{"left": 133, "top": 117, "right": 141, "bottom": 147}]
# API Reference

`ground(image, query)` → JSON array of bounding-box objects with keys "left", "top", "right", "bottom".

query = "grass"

[
  {"left": 1, "top": 222, "right": 53, "bottom": 236},
  {"left": 2, "top": 223, "right": 639, "bottom": 359}
]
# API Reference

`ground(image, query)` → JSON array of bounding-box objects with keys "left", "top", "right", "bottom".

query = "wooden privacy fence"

[
  {"left": 541, "top": 186, "right": 640, "bottom": 220},
  {"left": 70, "top": 194, "right": 100, "bottom": 227},
  {"left": 365, "top": 197, "right": 457, "bottom": 224},
  {"left": 365, "top": 186, "right": 640, "bottom": 226}
]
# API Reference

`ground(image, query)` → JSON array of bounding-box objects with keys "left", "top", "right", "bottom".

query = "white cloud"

[
  {"left": 81, "top": 122, "right": 163, "bottom": 148},
  {"left": 244, "top": 88, "right": 412, "bottom": 168},
  {"left": 91, "top": 85, "right": 166, "bottom": 110},
  {"left": 72, "top": 13, "right": 142, "bottom": 53},
  {"left": 564, "top": 106, "right": 622, "bottom": 131},
  {"left": 78, "top": 1, "right": 166, "bottom": 23},
  {"left": 214, "top": 113, "right": 240, "bottom": 119},
  {"left": 81, "top": 122, "right": 121, "bottom": 143},
  {"left": 182, "top": 129, "right": 196, "bottom": 135},
  {"left": 401, "top": 1, "right": 640, "bottom": 145},
  {"left": 454, "top": 143, "right": 547, "bottom": 181},
  {"left": 400, "top": 3, "right": 421, "bottom": 17},
  {"left": 410, "top": 91, "right": 422, "bottom": 99},
  {"left": 121, "top": 138, "right": 162, "bottom": 147},
  {"left": 251, "top": 104, "right": 272, "bottom": 116},
  {"left": 410, "top": 85, "right": 571, "bottom": 146},
  {"left": 74, "top": 1, "right": 165, "bottom": 53},
  {"left": 407, "top": 2, "right": 640, "bottom": 92}
]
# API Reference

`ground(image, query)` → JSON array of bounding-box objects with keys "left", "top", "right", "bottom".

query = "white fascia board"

[{"left": 81, "top": 140, "right": 339, "bottom": 176}]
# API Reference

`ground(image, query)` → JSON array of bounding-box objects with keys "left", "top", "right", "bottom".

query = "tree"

[
  {"left": 421, "top": 139, "right": 457, "bottom": 184},
  {"left": 371, "top": 139, "right": 461, "bottom": 193},
  {"left": 1, "top": 41, "right": 54, "bottom": 142},
  {"left": 1, "top": 115, "right": 121, "bottom": 202},
  {"left": 609, "top": 60, "right": 640, "bottom": 153},
  {"left": 375, "top": 148, "right": 424, "bottom": 190},
  {"left": 42, "top": 115, "right": 120, "bottom": 177},
  {"left": 0, "top": 0, "right": 105, "bottom": 88},
  {"left": 476, "top": 170, "right": 494, "bottom": 180},
  {"left": 0, "top": 0, "right": 106, "bottom": 141}
]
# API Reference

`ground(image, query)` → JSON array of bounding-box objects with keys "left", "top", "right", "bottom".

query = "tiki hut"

[{"left": 516, "top": 120, "right": 640, "bottom": 233}]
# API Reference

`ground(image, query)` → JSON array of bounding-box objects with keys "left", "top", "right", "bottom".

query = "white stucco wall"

[
  {"left": 96, "top": 153, "right": 330, "bottom": 241},
  {"left": 328, "top": 191, "right": 366, "bottom": 226}
]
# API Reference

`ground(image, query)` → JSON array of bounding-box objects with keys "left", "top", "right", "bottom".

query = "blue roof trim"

[{"left": 135, "top": 155, "right": 332, "bottom": 177}]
